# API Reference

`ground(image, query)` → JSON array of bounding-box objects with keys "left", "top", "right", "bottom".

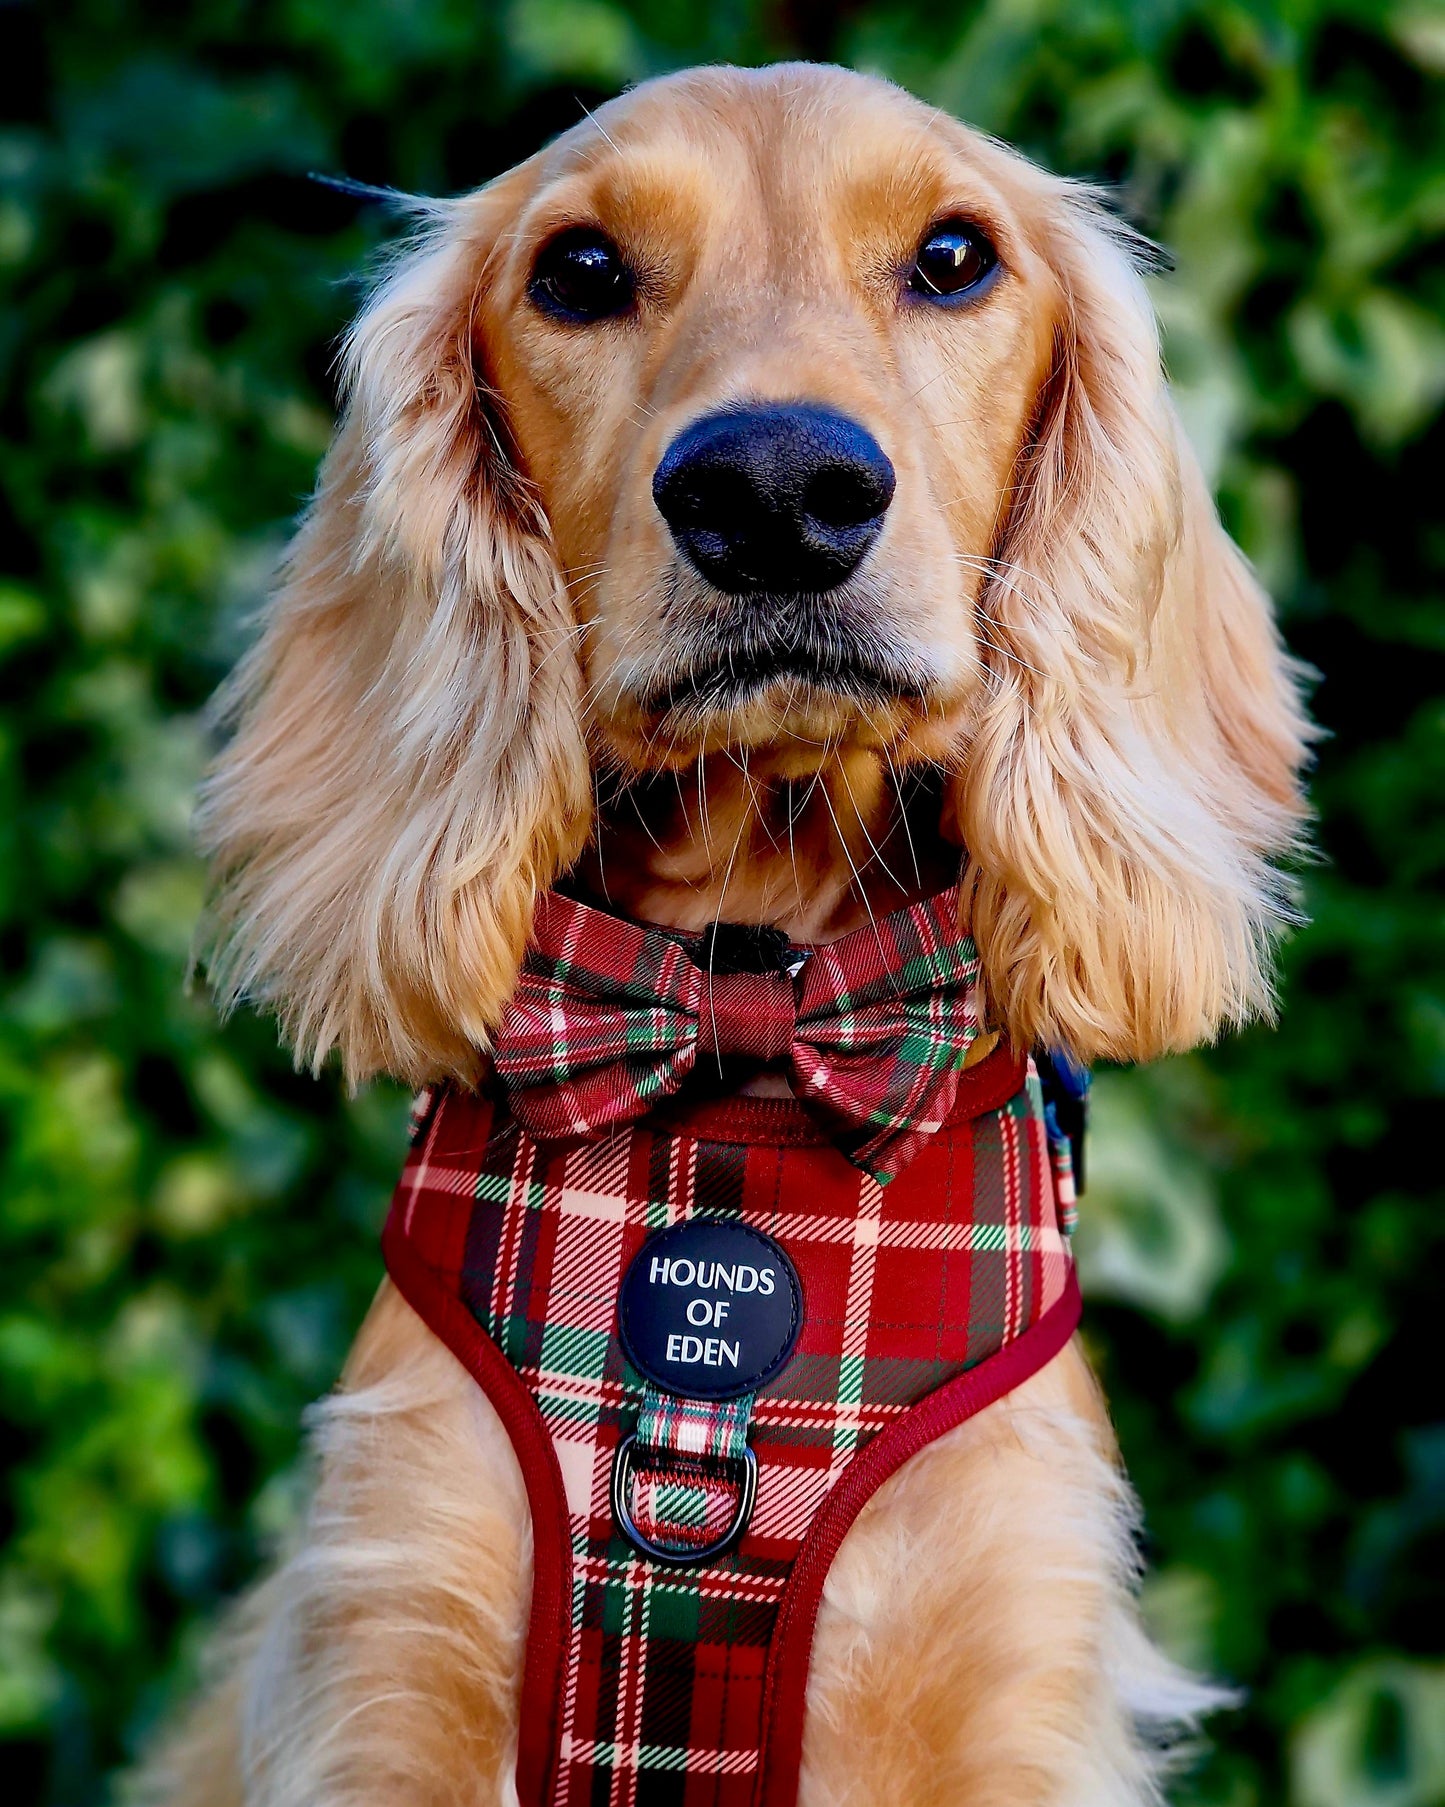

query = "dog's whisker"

[
  {"left": 695, "top": 751, "right": 715, "bottom": 857},
  {"left": 883, "top": 745, "right": 924, "bottom": 888},
  {"left": 971, "top": 615, "right": 1049, "bottom": 681},
  {"left": 837, "top": 750, "right": 907, "bottom": 896},
  {"left": 591, "top": 766, "right": 612, "bottom": 899},
  {"left": 952, "top": 552, "right": 1090, "bottom": 665},
  {"left": 902, "top": 365, "right": 950, "bottom": 406},
  {"left": 815, "top": 763, "right": 889, "bottom": 972},
  {"left": 624, "top": 784, "right": 668, "bottom": 855},
  {"left": 575, "top": 96, "right": 620, "bottom": 153}
]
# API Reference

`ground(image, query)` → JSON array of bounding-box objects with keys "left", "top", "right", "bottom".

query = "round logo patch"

[{"left": 618, "top": 1218, "right": 803, "bottom": 1402}]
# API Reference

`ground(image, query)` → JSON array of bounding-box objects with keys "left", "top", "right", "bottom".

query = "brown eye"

[
  {"left": 909, "top": 220, "right": 999, "bottom": 301},
  {"left": 529, "top": 228, "right": 635, "bottom": 322}
]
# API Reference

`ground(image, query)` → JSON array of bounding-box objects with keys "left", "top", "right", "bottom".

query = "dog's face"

[
  {"left": 200, "top": 63, "right": 1309, "bottom": 1083},
  {"left": 479, "top": 70, "right": 1056, "bottom": 770}
]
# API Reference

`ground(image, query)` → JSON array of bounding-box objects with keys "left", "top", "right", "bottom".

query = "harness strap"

[{"left": 614, "top": 1388, "right": 757, "bottom": 1563}]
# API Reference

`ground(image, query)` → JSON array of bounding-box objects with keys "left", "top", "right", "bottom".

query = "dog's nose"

[{"left": 652, "top": 405, "right": 895, "bottom": 594}]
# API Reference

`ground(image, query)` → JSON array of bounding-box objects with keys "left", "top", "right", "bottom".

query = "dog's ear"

[
  {"left": 198, "top": 183, "right": 591, "bottom": 1085},
  {"left": 952, "top": 186, "right": 1311, "bottom": 1064}
]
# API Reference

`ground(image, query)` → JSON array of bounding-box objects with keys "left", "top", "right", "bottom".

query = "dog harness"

[{"left": 383, "top": 888, "right": 1082, "bottom": 1807}]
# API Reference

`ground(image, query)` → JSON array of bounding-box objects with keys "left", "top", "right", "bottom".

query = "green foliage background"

[{"left": 2, "top": 1, "right": 1442, "bottom": 1802}]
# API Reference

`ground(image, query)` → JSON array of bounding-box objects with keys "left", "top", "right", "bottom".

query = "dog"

[{"left": 141, "top": 61, "right": 1309, "bottom": 1807}]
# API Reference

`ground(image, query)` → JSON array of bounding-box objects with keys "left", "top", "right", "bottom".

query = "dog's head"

[{"left": 201, "top": 63, "right": 1309, "bottom": 1083}]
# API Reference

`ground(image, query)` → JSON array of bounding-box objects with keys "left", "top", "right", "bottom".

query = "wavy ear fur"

[
  {"left": 955, "top": 181, "right": 1311, "bottom": 1063},
  {"left": 199, "top": 187, "right": 591, "bottom": 1085}
]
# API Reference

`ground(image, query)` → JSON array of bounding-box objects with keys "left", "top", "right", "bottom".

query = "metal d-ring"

[{"left": 610, "top": 1433, "right": 758, "bottom": 1567}]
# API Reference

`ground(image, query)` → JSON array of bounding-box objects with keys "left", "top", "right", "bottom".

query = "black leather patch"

[{"left": 618, "top": 1218, "right": 803, "bottom": 1401}]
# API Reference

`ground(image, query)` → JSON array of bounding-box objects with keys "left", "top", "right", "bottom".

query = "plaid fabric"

[
  {"left": 1050, "top": 1128, "right": 1079, "bottom": 1237},
  {"left": 493, "top": 888, "right": 980, "bottom": 1184},
  {"left": 388, "top": 1055, "right": 1073, "bottom": 1807},
  {"left": 625, "top": 1390, "right": 755, "bottom": 1558},
  {"left": 635, "top": 1389, "right": 752, "bottom": 1463},
  {"left": 630, "top": 1466, "right": 739, "bottom": 1552}
]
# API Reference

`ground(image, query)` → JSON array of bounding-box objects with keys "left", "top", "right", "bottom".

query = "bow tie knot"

[
  {"left": 492, "top": 888, "right": 982, "bottom": 1184},
  {"left": 697, "top": 970, "right": 797, "bottom": 1062}
]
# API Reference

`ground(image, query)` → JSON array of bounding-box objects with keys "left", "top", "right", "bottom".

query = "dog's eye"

[
  {"left": 908, "top": 221, "right": 998, "bottom": 301},
  {"left": 529, "top": 229, "right": 635, "bottom": 322}
]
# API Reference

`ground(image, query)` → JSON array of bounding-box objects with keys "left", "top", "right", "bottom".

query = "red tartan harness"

[{"left": 382, "top": 896, "right": 1082, "bottom": 1807}]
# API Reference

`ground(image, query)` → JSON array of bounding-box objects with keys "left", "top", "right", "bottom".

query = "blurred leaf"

[
  {"left": 1292, "top": 1660, "right": 1445, "bottom": 1807},
  {"left": 505, "top": 0, "right": 649, "bottom": 84},
  {"left": 1074, "top": 1064, "right": 1230, "bottom": 1322}
]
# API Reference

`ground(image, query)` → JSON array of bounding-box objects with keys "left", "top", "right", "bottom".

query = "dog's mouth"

[{"left": 635, "top": 611, "right": 929, "bottom": 721}]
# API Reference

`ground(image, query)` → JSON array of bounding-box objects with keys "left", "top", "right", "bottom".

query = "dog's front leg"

[
  {"left": 799, "top": 1342, "right": 1222, "bottom": 1807},
  {"left": 136, "top": 1282, "right": 530, "bottom": 1807}
]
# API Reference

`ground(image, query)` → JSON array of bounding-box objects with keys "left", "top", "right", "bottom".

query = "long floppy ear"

[
  {"left": 955, "top": 183, "right": 1312, "bottom": 1064},
  {"left": 198, "top": 184, "right": 591, "bottom": 1085}
]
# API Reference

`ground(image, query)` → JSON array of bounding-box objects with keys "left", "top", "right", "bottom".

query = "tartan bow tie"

[{"left": 492, "top": 887, "right": 981, "bottom": 1184}]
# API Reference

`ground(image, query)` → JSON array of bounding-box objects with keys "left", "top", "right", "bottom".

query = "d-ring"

[{"left": 610, "top": 1433, "right": 758, "bottom": 1567}]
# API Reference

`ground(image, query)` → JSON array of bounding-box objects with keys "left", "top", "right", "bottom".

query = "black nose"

[{"left": 652, "top": 404, "right": 896, "bottom": 594}]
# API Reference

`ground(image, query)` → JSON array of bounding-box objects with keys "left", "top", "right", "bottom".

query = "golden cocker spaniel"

[{"left": 144, "top": 61, "right": 1309, "bottom": 1807}]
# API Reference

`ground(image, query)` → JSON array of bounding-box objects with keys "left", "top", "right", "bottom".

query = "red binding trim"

[
  {"left": 753, "top": 1269, "right": 1083, "bottom": 1805},
  {"left": 381, "top": 1211, "right": 572, "bottom": 1806}
]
